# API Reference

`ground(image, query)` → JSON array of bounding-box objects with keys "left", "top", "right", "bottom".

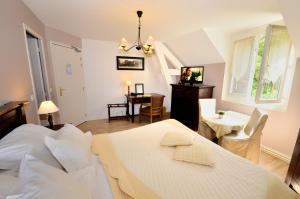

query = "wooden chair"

[{"left": 139, "top": 95, "right": 165, "bottom": 123}]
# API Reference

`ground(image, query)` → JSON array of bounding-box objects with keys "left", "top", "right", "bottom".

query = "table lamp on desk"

[
  {"left": 126, "top": 80, "right": 131, "bottom": 96},
  {"left": 38, "top": 100, "right": 59, "bottom": 129}
]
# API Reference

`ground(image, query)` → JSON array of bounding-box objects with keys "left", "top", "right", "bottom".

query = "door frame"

[
  {"left": 50, "top": 41, "right": 82, "bottom": 52},
  {"left": 23, "top": 23, "right": 51, "bottom": 124}
]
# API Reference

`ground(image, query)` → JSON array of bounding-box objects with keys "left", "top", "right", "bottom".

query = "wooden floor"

[{"left": 77, "top": 116, "right": 289, "bottom": 181}]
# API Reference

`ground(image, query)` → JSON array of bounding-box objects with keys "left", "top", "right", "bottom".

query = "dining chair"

[
  {"left": 199, "top": 99, "right": 217, "bottom": 118},
  {"left": 198, "top": 99, "right": 217, "bottom": 141},
  {"left": 219, "top": 108, "right": 268, "bottom": 163},
  {"left": 139, "top": 95, "right": 165, "bottom": 123}
]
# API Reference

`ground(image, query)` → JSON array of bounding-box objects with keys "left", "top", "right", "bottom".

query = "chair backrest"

[
  {"left": 244, "top": 108, "right": 268, "bottom": 137},
  {"left": 199, "top": 99, "right": 216, "bottom": 118},
  {"left": 151, "top": 95, "right": 165, "bottom": 109}
]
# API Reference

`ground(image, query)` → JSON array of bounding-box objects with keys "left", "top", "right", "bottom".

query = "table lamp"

[
  {"left": 38, "top": 100, "right": 59, "bottom": 129},
  {"left": 126, "top": 80, "right": 131, "bottom": 96}
]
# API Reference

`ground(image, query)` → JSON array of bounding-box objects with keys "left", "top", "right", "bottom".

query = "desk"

[
  {"left": 202, "top": 111, "right": 249, "bottom": 138},
  {"left": 126, "top": 93, "right": 163, "bottom": 123}
]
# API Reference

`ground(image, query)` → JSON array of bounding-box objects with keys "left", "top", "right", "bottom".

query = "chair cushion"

[
  {"left": 160, "top": 131, "right": 194, "bottom": 147},
  {"left": 223, "top": 130, "right": 250, "bottom": 141},
  {"left": 140, "top": 106, "right": 161, "bottom": 114},
  {"left": 174, "top": 143, "right": 214, "bottom": 167}
]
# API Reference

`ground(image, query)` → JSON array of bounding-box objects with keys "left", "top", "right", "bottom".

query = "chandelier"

[{"left": 119, "top": 10, "right": 154, "bottom": 55}]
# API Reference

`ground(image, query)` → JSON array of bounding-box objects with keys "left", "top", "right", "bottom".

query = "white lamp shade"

[
  {"left": 38, "top": 100, "right": 59, "bottom": 114},
  {"left": 120, "top": 38, "right": 128, "bottom": 47},
  {"left": 145, "top": 36, "right": 154, "bottom": 46},
  {"left": 126, "top": 80, "right": 132, "bottom": 86}
]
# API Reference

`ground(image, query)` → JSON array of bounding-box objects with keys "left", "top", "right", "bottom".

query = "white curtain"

[
  {"left": 230, "top": 37, "right": 255, "bottom": 94},
  {"left": 263, "top": 26, "right": 291, "bottom": 82}
]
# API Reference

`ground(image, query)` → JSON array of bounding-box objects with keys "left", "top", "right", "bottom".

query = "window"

[
  {"left": 230, "top": 37, "right": 256, "bottom": 96},
  {"left": 226, "top": 25, "right": 296, "bottom": 109}
]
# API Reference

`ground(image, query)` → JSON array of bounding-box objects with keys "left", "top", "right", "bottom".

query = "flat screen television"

[{"left": 180, "top": 66, "right": 204, "bottom": 84}]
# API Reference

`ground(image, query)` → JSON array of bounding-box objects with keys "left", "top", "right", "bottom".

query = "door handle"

[{"left": 59, "top": 87, "right": 66, "bottom": 96}]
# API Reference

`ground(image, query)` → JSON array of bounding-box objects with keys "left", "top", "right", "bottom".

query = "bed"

[{"left": 0, "top": 101, "right": 298, "bottom": 199}]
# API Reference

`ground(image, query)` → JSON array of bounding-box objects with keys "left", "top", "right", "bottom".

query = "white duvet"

[{"left": 107, "top": 119, "right": 298, "bottom": 199}]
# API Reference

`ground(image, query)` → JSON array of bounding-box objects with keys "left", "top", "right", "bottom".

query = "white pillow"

[
  {"left": 174, "top": 143, "right": 214, "bottom": 167},
  {"left": 57, "top": 124, "right": 92, "bottom": 149},
  {"left": 0, "top": 124, "right": 62, "bottom": 171},
  {"left": 45, "top": 136, "right": 91, "bottom": 172},
  {"left": 160, "top": 131, "right": 194, "bottom": 147},
  {"left": 0, "top": 172, "right": 19, "bottom": 198},
  {"left": 6, "top": 155, "right": 91, "bottom": 199},
  {"left": 69, "top": 155, "right": 113, "bottom": 199}
]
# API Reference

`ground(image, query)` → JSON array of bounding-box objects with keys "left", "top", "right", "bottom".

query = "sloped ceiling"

[
  {"left": 22, "top": 0, "right": 288, "bottom": 65},
  {"left": 278, "top": 0, "right": 300, "bottom": 57},
  {"left": 165, "top": 29, "right": 224, "bottom": 65},
  {"left": 22, "top": 0, "right": 281, "bottom": 42}
]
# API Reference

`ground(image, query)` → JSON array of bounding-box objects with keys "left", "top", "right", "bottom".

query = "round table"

[{"left": 202, "top": 112, "right": 248, "bottom": 138}]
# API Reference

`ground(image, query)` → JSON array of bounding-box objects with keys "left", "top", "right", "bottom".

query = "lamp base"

[
  {"left": 48, "top": 113, "right": 54, "bottom": 129},
  {"left": 128, "top": 86, "right": 130, "bottom": 96}
]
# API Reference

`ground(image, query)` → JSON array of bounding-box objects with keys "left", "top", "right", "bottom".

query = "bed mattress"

[{"left": 105, "top": 119, "right": 297, "bottom": 199}]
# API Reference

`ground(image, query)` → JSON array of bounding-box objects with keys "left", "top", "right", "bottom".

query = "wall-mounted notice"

[{"left": 66, "top": 64, "right": 72, "bottom": 75}]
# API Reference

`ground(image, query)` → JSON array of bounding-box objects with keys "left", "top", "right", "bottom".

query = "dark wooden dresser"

[
  {"left": 286, "top": 129, "right": 300, "bottom": 194},
  {"left": 170, "top": 84, "right": 215, "bottom": 131}
]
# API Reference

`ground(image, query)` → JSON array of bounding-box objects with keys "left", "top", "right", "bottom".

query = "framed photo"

[
  {"left": 135, "top": 83, "right": 144, "bottom": 95},
  {"left": 116, "top": 56, "right": 144, "bottom": 70}
]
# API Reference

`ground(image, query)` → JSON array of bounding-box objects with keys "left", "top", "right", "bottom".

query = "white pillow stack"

[
  {"left": 160, "top": 130, "right": 194, "bottom": 147},
  {"left": 0, "top": 172, "right": 19, "bottom": 199},
  {"left": 174, "top": 143, "right": 214, "bottom": 166},
  {"left": 45, "top": 124, "right": 113, "bottom": 199},
  {"left": 45, "top": 124, "right": 93, "bottom": 172},
  {"left": 6, "top": 155, "right": 91, "bottom": 199},
  {"left": 160, "top": 129, "right": 215, "bottom": 167},
  {"left": 0, "top": 124, "right": 62, "bottom": 171},
  {"left": 0, "top": 123, "right": 111, "bottom": 199}
]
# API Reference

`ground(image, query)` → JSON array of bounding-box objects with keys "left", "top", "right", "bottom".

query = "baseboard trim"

[{"left": 261, "top": 145, "right": 291, "bottom": 163}]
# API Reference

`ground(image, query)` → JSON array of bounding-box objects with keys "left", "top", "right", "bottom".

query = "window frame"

[
  {"left": 255, "top": 25, "right": 292, "bottom": 104},
  {"left": 229, "top": 36, "right": 257, "bottom": 98},
  {"left": 223, "top": 24, "right": 296, "bottom": 111}
]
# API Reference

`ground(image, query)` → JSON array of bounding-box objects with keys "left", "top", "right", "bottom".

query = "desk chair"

[{"left": 139, "top": 95, "right": 165, "bottom": 123}]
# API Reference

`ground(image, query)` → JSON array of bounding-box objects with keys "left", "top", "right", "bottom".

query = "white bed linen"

[
  {"left": 107, "top": 119, "right": 297, "bottom": 199},
  {"left": 7, "top": 155, "right": 91, "bottom": 199},
  {"left": 0, "top": 124, "right": 61, "bottom": 170},
  {"left": 0, "top": 171, "right": 19, "bottom": 199},
  {"left": 69, "top": 155, "right": 114, "bottom": 199}
]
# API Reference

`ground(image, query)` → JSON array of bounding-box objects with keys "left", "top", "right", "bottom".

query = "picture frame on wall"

[{"left": 116, "top": 56, "right": 144, "bottom": 70}]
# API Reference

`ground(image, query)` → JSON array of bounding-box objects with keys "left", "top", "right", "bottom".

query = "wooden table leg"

[
  {"left": 131, "top": 103, "right": 135, "bottom": 123},
  {"left": 126, "top": 99, "right": 129, "bottom": 120}
]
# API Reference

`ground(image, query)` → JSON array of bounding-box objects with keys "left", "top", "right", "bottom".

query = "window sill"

[{"left": 222, "top": 96, "right": 288, "bottom": 112}]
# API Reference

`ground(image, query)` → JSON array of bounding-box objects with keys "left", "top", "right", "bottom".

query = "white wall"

[
  {"left": 278, "top": 0, "right": 300, "bottom": 57},
  {"left": 82, "top": 39, "right": 170, "bottom": 120},
  {"left": 165, "top": 29, "right": 224, "bottom": 65}
]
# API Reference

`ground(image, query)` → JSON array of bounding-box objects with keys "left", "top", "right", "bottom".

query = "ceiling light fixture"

[{"left": 119, "top": 10, "right": 154, "bottom": 55}]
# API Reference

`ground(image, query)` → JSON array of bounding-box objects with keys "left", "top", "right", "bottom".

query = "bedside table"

[{"left": 46, "top": 124, "right": 64, "bottom": 130}]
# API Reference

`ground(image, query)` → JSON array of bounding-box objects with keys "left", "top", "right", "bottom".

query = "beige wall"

[
  {"left": 203, "top": 63, "right": 225, "bottom": 108},
  {"left": 0, "top": 0, "right": 48, "bottom": 123},
  {"left": 205, "top": 59, "right": 300, "bottom": 157},
  {"left": 0, "top": 0, "right": 82, "bottom": 124}
]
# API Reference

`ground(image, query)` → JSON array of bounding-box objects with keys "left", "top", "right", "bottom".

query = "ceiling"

[{"left": 23, "top": 0, "right": 282, "bottom": 42}]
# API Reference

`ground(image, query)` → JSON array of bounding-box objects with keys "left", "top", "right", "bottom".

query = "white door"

[{"left": 50, "top": 43, "right": 86, "bottom": 125}]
